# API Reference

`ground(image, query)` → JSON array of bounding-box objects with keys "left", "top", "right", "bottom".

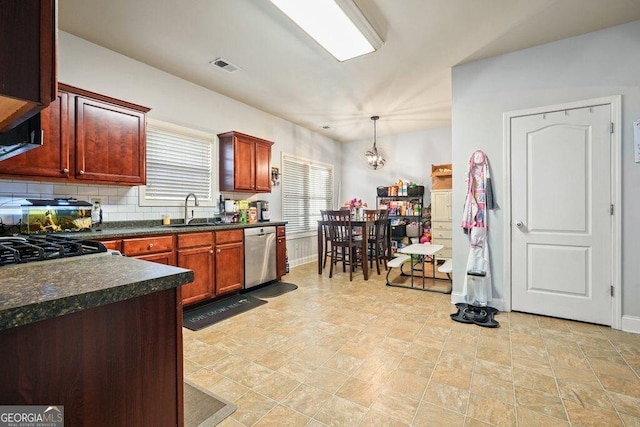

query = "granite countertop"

[
  {"left": 0, "top": 254, "right": 194, "bottom": 331},
  {"left": 68, "top": 221, "right": 287, "bottom": 239}
]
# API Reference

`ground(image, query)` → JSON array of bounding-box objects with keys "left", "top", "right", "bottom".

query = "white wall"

[
  {"left": 451, "top": 20, "right": 640, "bottom": 321},
  {"left": 341, "top": 127, "right": 452, "bottom": 208},
  {"left": 0, "top": 32, "right": 342, "bottom": 266}
]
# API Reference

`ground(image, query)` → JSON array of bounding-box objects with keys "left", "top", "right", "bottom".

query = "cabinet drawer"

[
  {"left": 123, "top": 235, "right": 174, "bottom": 256},
  {"left": 277, "top": 226, "right": 286, "bottom": 237},
  {"left": 431, "top": 221, "right": 451, "bottom": 231},
  {"left": 177, "top": 232, "right": 213, "bottom": 249},
  {"left": 216, "top": 229, "right": 243, "bottom": 244},
  {"left": 432, "top": 238, "right": 451, "bottom": 249},
  {"left": 432, "top": 229, "right": 452, "bottom": 239},
  {"left": 100, "top": 239, "right": 122, "bottom": 252}
]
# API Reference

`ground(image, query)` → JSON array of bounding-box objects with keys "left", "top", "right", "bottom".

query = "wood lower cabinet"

[
  {"left": 218, "top": 131, "right": 273, "bottom": 193},
  {"left": 215, "top": 229, "right": 244, "bottom": 295},
  {"left": 100, "top": 239, "right": 122, "bottom": 252},
  {"left": 122, "top": 235, "right": 176, "bottom": 265},
  {"left": 177, "top": 232, "right": 215, "bottom": 306},
  {"left": 0, "top": 0, "right": 56, "bottom": 132},
  {"left": 0, "top": 84, "right": 149, "bottom": 185},
  {"left": 276, "top": 225, "right": 287, "bottom": 278},
  {"left": 0, "top": 288, "right": 183, "bottom": 427}
]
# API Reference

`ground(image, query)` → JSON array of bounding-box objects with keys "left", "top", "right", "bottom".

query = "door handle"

[{"left": 516, "top": 221, "right": 524, "bottom": 228}]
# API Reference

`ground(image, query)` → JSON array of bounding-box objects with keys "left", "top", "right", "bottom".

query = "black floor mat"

[
  {"left": 246, "top": 282, "right": 298, "bottom": 299},
  {"left": 183, "top": 295, "right": 267, "bottom": 331}
]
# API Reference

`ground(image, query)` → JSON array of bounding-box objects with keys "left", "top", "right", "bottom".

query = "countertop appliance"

[
  {"left": 256, "top": 200, "right": 270, "bottom": 222},
  {"left": 244, "top": 226, "right": 277, "bottom": 289},
  {"left": 0, "top": 235, "right": 109, "bottom": 267},
  {"left": 0, "top": 113, "right": 43, "bottom": 161}
]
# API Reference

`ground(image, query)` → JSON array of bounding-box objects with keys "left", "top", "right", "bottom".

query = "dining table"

[{"left": 317, "top": 219, "right": 380, "bottom": 280}]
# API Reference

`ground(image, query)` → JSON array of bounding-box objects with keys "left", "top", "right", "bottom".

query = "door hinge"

[
  {"left": 610, "top": 122, "right": 614, "bottom": 134},
  {"left": 611, "top": 285, "right": 614, "bottom": 297},
  {"left": 610, "top": 204, "right": 614, "bottom": 215}
]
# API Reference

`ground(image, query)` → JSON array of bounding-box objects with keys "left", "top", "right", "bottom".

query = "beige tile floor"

[{"left": 183, "top": 262, "right": 640, "bottom": 426}]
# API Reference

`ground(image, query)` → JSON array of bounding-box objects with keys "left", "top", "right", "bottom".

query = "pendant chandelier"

[{"left": 365, "top": 115, "right": 385, "bottom": 170}]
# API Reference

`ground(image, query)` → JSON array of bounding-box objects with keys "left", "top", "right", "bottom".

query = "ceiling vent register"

[{"left": 210, "top": 57, "right": 240, "bottom": 73}]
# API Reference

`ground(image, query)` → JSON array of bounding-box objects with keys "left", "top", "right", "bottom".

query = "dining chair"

[
  {"left": 324, "top": 210, "right": 363, "bottom": 281},
  {"left": 320, "top": 210, "right": 336, "bottom": 269},
  {"left": 363, "top": 209, "right": 389, "bottom": 274}
]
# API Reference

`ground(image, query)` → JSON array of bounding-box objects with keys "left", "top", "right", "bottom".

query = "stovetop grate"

[{"left": 0, "top": 235, "right": 107, "bottom": 266}]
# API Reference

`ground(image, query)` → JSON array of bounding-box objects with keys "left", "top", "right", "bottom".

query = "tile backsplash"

[{"left": 0, "top": 179, "right": 190, "bottom": 227}]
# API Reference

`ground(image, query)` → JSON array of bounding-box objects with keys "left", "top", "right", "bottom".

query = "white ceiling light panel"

[{"left": 269, "top": 0, "right": 383, "bottom": 62}]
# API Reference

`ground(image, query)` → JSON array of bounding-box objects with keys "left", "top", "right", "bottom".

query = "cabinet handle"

[
  {"left": 79, "top": 170, "right": 85, "bottom": 175},
  {"left": 62, "top": 168, "right": 69, "bottom": 174}
]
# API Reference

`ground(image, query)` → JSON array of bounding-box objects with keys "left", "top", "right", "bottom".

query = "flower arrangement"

[{"left": 345, "top": 198, "right": 367, "bottom": 209}]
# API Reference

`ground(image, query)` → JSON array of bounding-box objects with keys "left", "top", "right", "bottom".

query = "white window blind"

[
  {"left": 140, "top": 119, "right": 214, "bottom": 206},
  {"left": 282, "top": 154, "right": 333, "bottom": 234}
]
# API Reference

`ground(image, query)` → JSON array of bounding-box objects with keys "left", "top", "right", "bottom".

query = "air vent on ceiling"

[{"left": 210, "top": 57, "right": 240, "bottom": 73}]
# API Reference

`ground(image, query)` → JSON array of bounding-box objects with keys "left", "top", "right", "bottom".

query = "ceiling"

[{"left": 59, "top": 0, "right": 640, "bottom": 142}]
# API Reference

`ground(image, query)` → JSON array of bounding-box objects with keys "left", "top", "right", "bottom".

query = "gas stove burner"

[{"left": 0, "top": 235, "right": 107, "bottom": 266}]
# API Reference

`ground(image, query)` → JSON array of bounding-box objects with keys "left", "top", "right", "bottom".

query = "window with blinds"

[
  {"left": 140, "top": 119, "right": 215, "bottom": 206},
  {"left": 282, "top": 154, "right": 333, "bottom": 234}
]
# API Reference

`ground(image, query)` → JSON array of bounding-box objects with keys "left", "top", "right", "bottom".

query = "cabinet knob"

[
  {"left": 516, "top": 221, "right": 524, "bottom": 228},
  {"left": 217, "top": 249, "right": 221, "bottom": 253},
  {"left": 62, "top": 168, "right": 69, "bottom": 174},
  {"left": 148, "top": 243, "right": 154, "bottom": 249},
  {"left": 209, "top": 250, "right": 214, "bottom": 254},
  {"left": 79, "top": 170, "right": 85, "bottom": 175}
]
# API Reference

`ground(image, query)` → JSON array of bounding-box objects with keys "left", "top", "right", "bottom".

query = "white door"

[{"left": 511, "top": 105, "right": 612, "bottom": 325}]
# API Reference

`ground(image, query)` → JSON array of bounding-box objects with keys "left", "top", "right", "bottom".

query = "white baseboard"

[
  {"left": 621, "top": 315, "right": 640, "bottom": 334},
  {"left": 450, "top": 292, "right": 505, "bottom": 311},
  {"left": 289, "top": 256, "right": 316, "bottom": 268}
]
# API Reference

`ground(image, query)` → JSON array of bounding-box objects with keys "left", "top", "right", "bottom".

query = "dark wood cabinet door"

[
  {"left": 255, "top": 140, "right": 272, "bottom": 192},
  {"left": 0, "top": 90, "right": 70, "bottom": 178},
  {"left": 215, "top": 242, "right": 244, "bottom": 295},
  {"left": 0, "top": 0, "right": 56, "bottom": 132},
  {"left": 75, "top": 96, "right": 146, "bottom": 184},
  {"left": 218, "top": 131, "right": 273, "bottom": 193},
  {"left": 179, "top": 246, "right": 215, "bottom": 305},
  {"left": 233, "top": 135, "right": 255, "bottom": 191}
]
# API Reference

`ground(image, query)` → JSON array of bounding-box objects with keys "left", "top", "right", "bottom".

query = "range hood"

[{"left": 0, "top": 114, "right": 43, "bottom": 161}]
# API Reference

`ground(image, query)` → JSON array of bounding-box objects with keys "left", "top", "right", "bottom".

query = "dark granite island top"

[{"left": 0, "top": 254, "right": 194, "bottom": 331}]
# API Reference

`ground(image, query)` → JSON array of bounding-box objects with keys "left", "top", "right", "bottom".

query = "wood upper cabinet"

[
  {"left": 177, "top": 232, "right": 215, "bottom": 306},
  {"left": 0, "top": 0, "right": 56, "bottom": 132},
  {"left": 75, "top": 94, "right": 147, "bottom": 184},
  {"left": 215, "top": 229, "right": 244, "bottom": 295},
  {"left": 0, "top": 90, "right": 70, "bottom": 177},
  {"left": 218, "top": 131, "right": 273, "bottom": 193},
  {"left": 276, "top": 225, "right": 287, "bottom": 278},
  {"left": 0, "top": 83, "right": 149, "bottom": 185}
]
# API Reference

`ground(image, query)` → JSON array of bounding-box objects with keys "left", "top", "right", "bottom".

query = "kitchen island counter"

[
  {"left": 0, "top": 253, "right": 194, "bottom": 426},
  {"left": 0, "top": 253, "right": 194, "bottom": 331}
]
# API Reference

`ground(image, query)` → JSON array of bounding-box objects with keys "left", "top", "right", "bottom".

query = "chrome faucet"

[{"left": 184, "top": 193, "right": 199, "bottom": 224}]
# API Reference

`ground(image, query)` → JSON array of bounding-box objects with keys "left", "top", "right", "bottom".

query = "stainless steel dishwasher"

[{"left": 244, "top": 226, "right": 277, "bottom": 289}]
